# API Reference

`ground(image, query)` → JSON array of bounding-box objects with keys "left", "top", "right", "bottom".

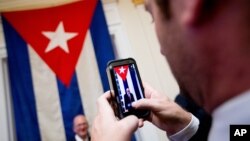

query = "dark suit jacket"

[
  {"left": 124, "top": 93, "right": 135, "bottom": 110},
  {"left": 175, "top": 94, "right": 212, "bottom": 141}
]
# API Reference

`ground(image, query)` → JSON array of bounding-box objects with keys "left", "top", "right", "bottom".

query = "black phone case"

[{"left": 106, "top": 58, "right": 149, "bottom": 119}]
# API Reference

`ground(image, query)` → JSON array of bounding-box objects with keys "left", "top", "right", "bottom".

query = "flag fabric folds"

[{"left": 2, "top": 0, "right": 115, "bottom": 141}]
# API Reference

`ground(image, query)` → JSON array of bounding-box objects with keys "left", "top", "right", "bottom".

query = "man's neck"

[{"left": 203, "top": 66, "right": 250, "bottom": 113}]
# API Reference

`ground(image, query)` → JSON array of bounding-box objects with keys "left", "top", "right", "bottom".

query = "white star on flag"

[
  {"left": 119, "top": 66, "right": 126, "bottom": 74},
  {"left": 42, "top": 21, "right": 78, "bottom": 53}
]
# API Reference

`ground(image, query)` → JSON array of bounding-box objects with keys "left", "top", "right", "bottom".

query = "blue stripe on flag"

[
  {"left": 57, "top": 72, "right": 84, "bottom": 141},
  {"left": 90, "top": 0, "right": 115, "bottom": 91},
  {"left": 123, "top": 80, "right": 129, "bottom": 91},
  {"left": 2, "top": 17, "right": 41, "bottom": 141},
  {"left": 129, "top": 65, "right": 142, "bottom": 99}
]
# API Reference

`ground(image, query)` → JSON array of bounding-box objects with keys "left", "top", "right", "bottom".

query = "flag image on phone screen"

[
  {"left": 107, "top": 58, "right": 149, "bottom": 119},
  {"left": 113, "top": 64, "right": 144, "bottom": 113}
]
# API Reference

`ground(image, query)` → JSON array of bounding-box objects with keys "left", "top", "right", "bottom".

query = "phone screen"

[
  {"left": 107, "top": 58, "right": 149, "bottom": 119},
  {"left": 113, "top": 64, "right": 144, "bottom": 114}
]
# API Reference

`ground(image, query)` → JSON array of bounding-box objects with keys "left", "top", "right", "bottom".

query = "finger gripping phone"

[{"left": 106, "top": 58, "right": 149, "bottom": 119}]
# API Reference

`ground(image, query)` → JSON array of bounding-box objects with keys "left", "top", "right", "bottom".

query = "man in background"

[
  {"left": 124, "top": 88, "right": 135, "bottom": 111},
  {"left": 73, "top": 115, "right": 90, "bottom": 141}
]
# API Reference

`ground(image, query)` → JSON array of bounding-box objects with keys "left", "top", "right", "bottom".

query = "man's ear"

[{"left": 181, "top": 0, "right": 204, "bottom": 26}]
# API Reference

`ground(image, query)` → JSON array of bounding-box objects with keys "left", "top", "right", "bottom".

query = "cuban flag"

[
  {"left": 2, "top": 0, "right": 116, "bottom": 141},
  {"left": 113, "top": 65, "right": 143, "bottom": 111}
]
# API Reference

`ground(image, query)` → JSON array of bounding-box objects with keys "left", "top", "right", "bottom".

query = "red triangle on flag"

[
  {"left": 114, "top": 65, "right": 129, "bottom": 81},
  {"left": 3, "top": 0, "right": 97, "bottom": 87}
]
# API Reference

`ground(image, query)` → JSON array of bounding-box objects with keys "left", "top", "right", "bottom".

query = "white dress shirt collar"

[
  {"left": 75, "top": 135, "right": 88, "bottom": 141},
  {"left": 208, "top": 90, "right": 250, "bottom": 141}
]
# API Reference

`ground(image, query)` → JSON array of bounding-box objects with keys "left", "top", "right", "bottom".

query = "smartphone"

[{"left": 106, "top": 58, "right": 149, "bottom": 119}]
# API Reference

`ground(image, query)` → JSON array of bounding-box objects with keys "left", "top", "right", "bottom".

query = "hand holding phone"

[
  {"left": 91, "top": 91, "right": 140, "bottom": 141},
  {"left": 106, "top": 58, "right": 149, "bottom": 119}
]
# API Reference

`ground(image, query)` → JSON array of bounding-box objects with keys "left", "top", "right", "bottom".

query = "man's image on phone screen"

[{"left": 113, "top": 64, "right": 144, "bottom": 113}]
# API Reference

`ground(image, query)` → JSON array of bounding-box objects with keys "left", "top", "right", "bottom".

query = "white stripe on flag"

[
  {"left": 134, "top": 68, "right": 143, "bottom": 99},
  {"left": 126, "top": 69, "right": 137, "bottom": 101},
  {"left": 28, "top": 45, "right": 66, "bottom": 141},
  {"left": 117, "top": 72, "right": 125, "bottom": 109},
  {"left": 117, "top": 74, "right": 125, "bottom": 95},
  {"left": 76, "top": 31, "right": 104, "bottom": 127}
]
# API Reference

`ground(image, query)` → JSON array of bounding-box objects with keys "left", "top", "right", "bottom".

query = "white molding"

[
  {"left": 103, "top": 2, "right": 134, "bottom": 59},
  {"left": 108, "top": 24, "right": 133, "bottom": 59},
  {"left": 3, "top": 57, "right": 16, "bottom": 141},
  {"left": 0, "top": 16, "right": 6, "bottom": 50},
  {"left": 0, "top": 47, "right": 6, "bottom": 58},
  {"left": 0, "top": 49, "right": 15, "bottom": 141},
  {"left": 0, "top": 57, "right": 9, "bottom": 141},
  {"left": 103, "top": 3, "right": 121, "bottom": 26}
]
